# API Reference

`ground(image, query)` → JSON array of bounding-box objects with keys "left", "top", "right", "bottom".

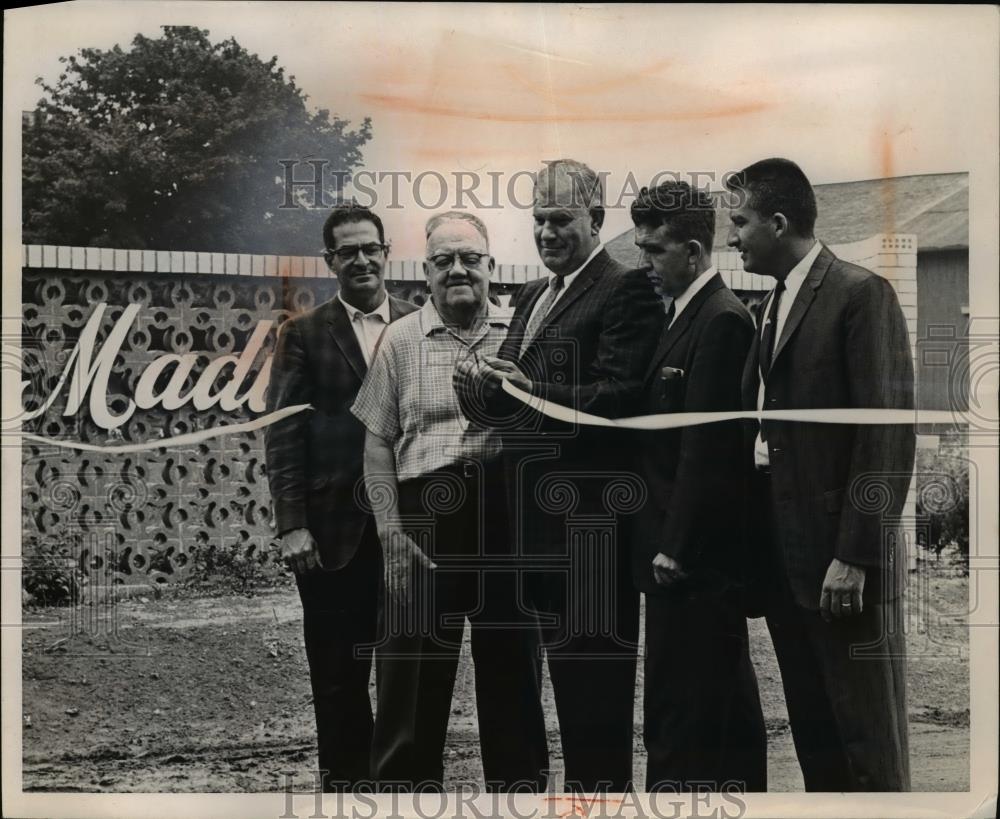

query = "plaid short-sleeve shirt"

[{"left": 351, "top": 299, "right": 510, "bottom": 480}]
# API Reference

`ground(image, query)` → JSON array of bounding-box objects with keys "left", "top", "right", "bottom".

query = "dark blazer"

[
  {"left": 477, "top": 248, "right": 663, "bottom": 559},
  {"left": 470, "top": 247, "right": 663, "bottom": 793},
  {"left": 264, "top": 294, "right": 418, "bottom": 570},
  {"left": 498, "top": 249, "right": 662, "bottom": 423},
  {"left": 740, "top": 245, "right": 915, "bottom": 609},
  {"left": 632, "top": 274, "right": 754, "bottom": 594}
]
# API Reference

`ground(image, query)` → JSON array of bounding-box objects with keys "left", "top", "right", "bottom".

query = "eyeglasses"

[
  {"left": 426, "top": 252, "right": 489, "bottom": 272},
  {"left": 329, "top": 243, "right": 388, "bottom": 262}
]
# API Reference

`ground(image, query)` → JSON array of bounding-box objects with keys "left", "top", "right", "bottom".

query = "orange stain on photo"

[
  {"left": 878, "top": 126, "right": 898, "bottom": 235},
  {"left": 360, "top": 38, "right": 772, "bottom": 126},
  {"left": 361, "top": 91, "right": 770, "bottom": 124}
]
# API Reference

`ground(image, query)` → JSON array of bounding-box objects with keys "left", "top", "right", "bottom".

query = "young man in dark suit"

[
  {"left": 456, "top": 160, "right": 663, "bottom": 793},
  {"left": 630, "top": 181, "right": 766, "bottom": 793},
  {"left": 727, "top": 158, "right": 915, "bottom": 791},
  {"left": 264, "top": 204, "right": 417, "bottom": 791}
]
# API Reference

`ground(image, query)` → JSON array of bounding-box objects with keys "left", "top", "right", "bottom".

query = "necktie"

[
  {"left": 758, "top": 281, "right": 785, "bottom": 445},
  {"left": 759, "top": 280, "right": 786, "bottom": 379},
  {"left": 664, "top": 299, "right": 676, "bottom": 328},
  {"left": 520, "top": 275, "right": 564, "bottom": 354}
]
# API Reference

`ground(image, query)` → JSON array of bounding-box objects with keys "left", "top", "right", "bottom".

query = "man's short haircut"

[
  {"left": 322, "top": 202, "right": 386, "bottom": 255},
  {"left": 725, "top": 158, "right": 817, "bottom": 237},
  {"left": 424, "top": 211, "right": 490, "bottom": 247},
  {"left": 535, "top": 159, "right": 605, "bottom": 228},
  {"left": 630, "top": 181, "right": 715, "bottom": 252}
]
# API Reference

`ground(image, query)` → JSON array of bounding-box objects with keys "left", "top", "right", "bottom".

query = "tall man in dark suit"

[
  {"left": 727, "top": 158, "right": 915, "bottom": 791},
  {"left": 264, "top": 204, "right": 417, "bottom": 791},
  {"left": 630, "top": 182, "right": 767, "bottom": 793},
  {"left": 456, "top": 159, "right": 663, "bottom": 793}
]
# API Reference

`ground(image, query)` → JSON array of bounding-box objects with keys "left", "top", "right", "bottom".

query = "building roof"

[{"left": 606, "top": 172, "right": 969, "bottom": 268}]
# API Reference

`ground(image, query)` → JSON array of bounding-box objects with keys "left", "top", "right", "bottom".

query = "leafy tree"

[
  {"left": 23, "top": 26, "right": 371, "bottom": 254},
  {"left": 916, "top": 441, "right": 969, "bottom": 567}
]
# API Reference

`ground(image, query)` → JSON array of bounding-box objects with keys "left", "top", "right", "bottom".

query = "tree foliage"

[
  {"left": 23, "top": 26, "right": 371, "bottom": 254},
  {"left": 916, "top": 440, "right": 969, "bottom": 565}
]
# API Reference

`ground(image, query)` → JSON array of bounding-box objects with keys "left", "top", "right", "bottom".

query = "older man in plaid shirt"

[{"left": 351, "top": 211, "right": 548, "bottom": 791}]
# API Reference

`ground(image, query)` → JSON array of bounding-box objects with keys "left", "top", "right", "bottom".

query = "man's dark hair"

[
  {"left": 630, "top": 181, "right": 715, "bottom": 251},
  {"left": 322, "top": 202, "right": 386, "bottom": 255},
  {"left": 725, "top": 158, "right": 817, "bottom": 237}
]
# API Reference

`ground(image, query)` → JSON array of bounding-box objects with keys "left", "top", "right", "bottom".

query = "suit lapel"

[
  {"left": 388, "top": 296, "right": 407, "bottom": 323},
  {"left": 519, "top": 250, "right": 606, "bottom": 356},
  {"left": 771, "top": 245, "right": 834, "bottom": 366},
  {"left": 741, "top": 298, "right": 765, "bottom": 406},
  {"left": 505, "top": 279, "right": 547, "bottom": 360},
  {"left": 519, "top": 279, "right": 550, "bottom": 324},
  {"left": 540, "top": 255, "right": 601, "bottom": 326},
  {"left": 326, "top": 298, "right": 367, "bottom": 380},
  {"left": 370, "top": 295, "right": 410, "bottom": 361},
  {"left": 644, "top": 274, "right": 724, "bottom": 382}
]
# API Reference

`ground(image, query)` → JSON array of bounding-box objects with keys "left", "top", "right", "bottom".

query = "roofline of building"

[
  {"left": 700, "top": 170, "right": 969, "bottom": 196},
  {"left": 808, "top": 170, "right": 969, "bottom": 189}
]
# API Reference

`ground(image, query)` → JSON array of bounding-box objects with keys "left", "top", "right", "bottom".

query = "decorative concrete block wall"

[
  {"left": 21, "top": 244, "right": 545, "bottom": 286},
  {"left": 18, "top": 236, "right": 921, "bottom": 584}
]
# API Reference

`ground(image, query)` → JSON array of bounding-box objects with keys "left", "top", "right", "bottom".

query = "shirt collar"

[
  {"left": 421, "top": 298, "right": 510, "bottom": 337},
  {"left": 338, "top": 290, "right": 390, "bottom": 322},
  {"left": 670, "top": 266, "right": 717, "bottom": 324},
  {"left": 780, "top": 240, "right": 822, "bottom": 300},
  {"left": 550, "top": 242, "right": 603, "bottom": 289}
]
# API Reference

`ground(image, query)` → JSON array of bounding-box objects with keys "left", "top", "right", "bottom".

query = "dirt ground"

[{"left": 21, "top": 573, "right": 970, "bottom": 793}]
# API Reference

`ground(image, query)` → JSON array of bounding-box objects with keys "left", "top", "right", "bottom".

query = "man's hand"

[
  {"left": 480, "top": 356, "right": 532, "bottom": 391},
  {"left": 652, "top": 552, "right": 688, "bottom": 588},
  {"left": 454, "top": 355, "right": 500, "bottom": 402},
  {"left": 820, "top": 557, "right": 866, "bottom": 621},
  {"left": 453, "top": 355, "right": 532, "bottom": 405},
  {"left": 381, "top": 529, "right": 436, "bottom": 606},
  {"left": 281, "top": 528, "right": 323, "bottom": 575}
]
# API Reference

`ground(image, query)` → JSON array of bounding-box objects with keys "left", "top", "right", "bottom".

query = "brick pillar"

[
  {"left": 873, "top": 235, "right": 920, "bottom": 572},
  {"left": 834, "top": 233, "right": 919, "bottom": 347}
]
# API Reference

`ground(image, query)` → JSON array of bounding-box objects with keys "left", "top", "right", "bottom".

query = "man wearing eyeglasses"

[
  {"left": 265, "top": 203, "right": 417, "bottom": 791},
  {"left": 352, "top": 211, "right": 548, "bottom": 791}
]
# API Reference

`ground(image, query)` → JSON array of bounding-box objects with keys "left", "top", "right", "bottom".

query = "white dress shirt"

[
  {"left": 754, "top": 241, "right": 822, "bottom": 468},
  {"left": 668, "top": 266, "right": 717, "bottom": 328},
  {"left": 338, "top": 291, "right": 391, "bottom": 366},
  {"left": 524, "top": 243, "right": 604, "bottom": 330}
]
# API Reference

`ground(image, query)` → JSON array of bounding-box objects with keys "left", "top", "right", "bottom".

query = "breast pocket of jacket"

[{"left": 656, "top": 366, "right": 687, "bottom": 411}]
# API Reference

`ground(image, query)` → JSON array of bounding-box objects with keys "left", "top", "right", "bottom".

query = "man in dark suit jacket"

[
  {"left": 629, "top": 182, "right": 766, "bottom": 793},
  {"left": 264, "top": 204, "right": 417, "bottom": 791},
  {"left": 727, "top": 159, "right": 915, "bottom": 791},
  {"left": 456, "top": 160, "right": 663, "bottom": 793}
]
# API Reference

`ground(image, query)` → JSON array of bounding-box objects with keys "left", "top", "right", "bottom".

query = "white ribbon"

[
  {"left": 16, "top": 404, "right": 312, "bottom": 453},
  {"left": 12, "top": 382, "right": 982, "bottom": 454},
  {"left": 500, "top": 380, "right": 974, "bottom": 429}
]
